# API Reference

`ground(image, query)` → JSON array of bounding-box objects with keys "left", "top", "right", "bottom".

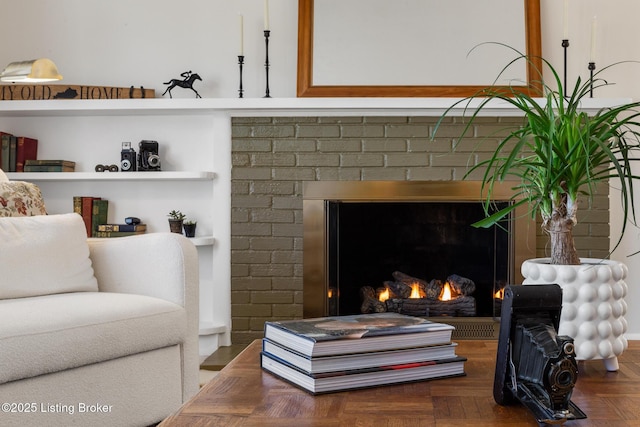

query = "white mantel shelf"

[{"left": 0, "top": 97, "right": 631, "bottom": 117}]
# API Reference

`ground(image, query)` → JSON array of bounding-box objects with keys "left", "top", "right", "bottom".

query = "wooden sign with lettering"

[{"left": 0, "top": 84, "right": 155, "bottom": 100}]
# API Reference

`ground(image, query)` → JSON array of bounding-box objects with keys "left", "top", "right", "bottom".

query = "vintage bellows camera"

[
  {"left": 120, "top": 142, "right": 136, "bottom": 172},
  {"left": 138, "top": 140, "right": 161, "bottom": 171},
  {"left": 494, "top": 284, "right": 586, "bottom": 424}
]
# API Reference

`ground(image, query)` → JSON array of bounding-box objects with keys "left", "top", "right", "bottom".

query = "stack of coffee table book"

[{"left": 260, "top": 312, "right": 466, "bottom": 394}]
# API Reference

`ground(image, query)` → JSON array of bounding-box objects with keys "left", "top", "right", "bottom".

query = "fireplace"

[
  {"left": 303, "top": 180, "right": 536, "bottom": 338},
  {"left": 332, "top": 201, "right": 509, "bottom": 317}
]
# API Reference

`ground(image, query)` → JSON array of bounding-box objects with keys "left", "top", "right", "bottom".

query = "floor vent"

[{"left": 430, "top": 317, "right": 500, "bottom": 340}]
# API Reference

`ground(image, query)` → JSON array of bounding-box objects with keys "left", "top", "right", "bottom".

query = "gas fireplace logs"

[{"left": 360, "top": 271, "right": 476, "bottom": 317}]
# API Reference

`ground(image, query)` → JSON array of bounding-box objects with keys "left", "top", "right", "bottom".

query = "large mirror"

[{"left": 297, "top": 0, "right": 542, "bottom": 97}]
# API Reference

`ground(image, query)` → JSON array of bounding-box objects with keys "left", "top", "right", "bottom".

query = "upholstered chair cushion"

[
  {"left": 0, "top": 213, "right": 98, "bottom": 299},
  {"left": 0, "top": 180, "right": 47, "bottom": 217}
]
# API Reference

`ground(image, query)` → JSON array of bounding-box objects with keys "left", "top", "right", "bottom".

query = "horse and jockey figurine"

[{"left": 162, "top": 70, "right": 202, "bottom": 98}]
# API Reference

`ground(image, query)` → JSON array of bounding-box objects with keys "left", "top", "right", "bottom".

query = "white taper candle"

[
  {"left": 590, "top": 16, "right": 597, "bottom": 62},
  {"left": 563, "top": 0, "right": 569, "bottom": 39},
  {"left": 238, "top": 14, "right": 244, "bottom": 55},
  {"left": 264, "top": 0, "right": 270, "bottom": 30}
]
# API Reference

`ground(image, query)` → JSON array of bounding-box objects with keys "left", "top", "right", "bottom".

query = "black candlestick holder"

[
  {"left": 238, "top": 55, "right": 245, "bottom": 98},
  {"left": 562, "top": 39, "right": 569, "bottom": 97},
  {"left": 588, "top": 62, "right": 596, "bottom": 98},
  {"left": 263, "top": 30, "right": 271, "bottom": 98}
]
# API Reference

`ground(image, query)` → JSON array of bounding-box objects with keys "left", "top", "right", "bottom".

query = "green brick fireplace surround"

[{"left": 230, "top": 115, "right": 610, "bottom": 344}]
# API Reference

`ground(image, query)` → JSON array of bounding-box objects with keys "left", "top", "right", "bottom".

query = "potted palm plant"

[{"left": 434, "top": 46, "right": 640, "bottom": 370}]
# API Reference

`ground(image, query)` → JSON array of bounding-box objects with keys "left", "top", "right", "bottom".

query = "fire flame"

[
  {"left": 440, "top": 282, "right": 453, "bottom": 301},
  {"left": 327, "top": 288, "right": 334, "bottom": 299},
  {"left": 494, "top": 288, "right": 504, "bottom": 300},
  {"left": 379, "top": 288, "right": 390, "bottom": 302},
  {"left": 409, "top": 283, "right": 421, "bottom": 299}
]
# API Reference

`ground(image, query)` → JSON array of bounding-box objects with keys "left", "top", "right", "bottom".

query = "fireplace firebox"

[
  {"left": 303, "top": 181, "right": 536, "bottom": 339},
  {"left": 329, "top": 200, "right": 509, "bottom": 317}
]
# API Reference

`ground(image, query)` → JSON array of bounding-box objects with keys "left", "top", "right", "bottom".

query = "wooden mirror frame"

[{"left": 297, "top": 0, "right": 542, "bottom": 97}]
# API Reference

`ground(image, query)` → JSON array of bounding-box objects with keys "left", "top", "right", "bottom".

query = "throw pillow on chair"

[{"left": 0, "top": 180, "right": 47, "bottom": 217}]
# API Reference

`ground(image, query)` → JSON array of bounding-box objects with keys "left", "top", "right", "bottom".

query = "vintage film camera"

[
  {"left": 138, "top": 140, "right": 161, "bottom": 171},
  {"left": 120, "top": 142, "right": 136, "bottom": 172},
  {"left": 494, "top": 284, "right": 586, "bottom": 424}
]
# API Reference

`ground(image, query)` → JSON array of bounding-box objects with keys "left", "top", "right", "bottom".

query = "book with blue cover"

[{"left": 263, "top": 313, "right": 454, "bottom": 357}]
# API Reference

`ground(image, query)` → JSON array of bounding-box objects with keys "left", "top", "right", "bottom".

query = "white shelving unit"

[{"left": 0, "top": 99, "right": 232, "bottom": 357}]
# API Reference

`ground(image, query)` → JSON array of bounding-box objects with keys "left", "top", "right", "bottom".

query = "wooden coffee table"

[{"left": 159, "top": 340, "right": 640, "bottom": 426}]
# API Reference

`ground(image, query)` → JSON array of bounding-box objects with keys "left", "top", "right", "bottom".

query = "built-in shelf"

[
  {"left": 189, "top": 236, "right": 215, "bottom": 247},
  {"left": 5, "top": 171, "right": 215, "bottom": 181},
  {"left": 199, "top": 322, "right": 227, "bottom": 336},
  {"left": 89, "top": 235, "right": 213, "bottom": 247}
]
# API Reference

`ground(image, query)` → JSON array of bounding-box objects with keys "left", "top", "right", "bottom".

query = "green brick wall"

[{"left": 230, "top": 116, "right": 610, "bottom": 344}]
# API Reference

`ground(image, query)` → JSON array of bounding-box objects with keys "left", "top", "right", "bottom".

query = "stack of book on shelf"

[
  {"left": 24, "top": 159, "right": 76, "bottom": 172},
  {"left": 73, "top": 196, "right": 147, "bottom": 238},
  {"left": 260, "top": 312, "right": 466, "bottom": 394},
  {"left": 1, "top": 132, "right": 38, "bottom": 172}
]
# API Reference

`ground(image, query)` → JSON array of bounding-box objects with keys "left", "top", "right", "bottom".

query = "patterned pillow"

[{"left": 0, "top": 181, "right": 47, "bottom": 217}]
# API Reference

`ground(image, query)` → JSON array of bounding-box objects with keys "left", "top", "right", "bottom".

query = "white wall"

[
  {"left": 0, "top": 0, "right": 299, "bottom": 98},
  {"left": 539, "top": 0, "right": 640, "bottom": 341},
  {"left": 2, "top": 0, "right": 640, "bottom": 338},
  {"left": 2, "top": 1, "right": 640, "bottom": 98}
]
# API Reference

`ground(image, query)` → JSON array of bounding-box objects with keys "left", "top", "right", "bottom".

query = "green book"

[
  {"left": 72, "top": 196, "right": 82, "bottom": 216},
  {"left": 0, "top": 132, "right": 11, "bottom": 172},
  {"left": 8, "top": 135, "right": 17, "bottom": 172},
  {"left": 23, "top": 165, "right": 75, "bottom": 172},
  {"left": 25, "top": 159, "right": 76, "bottom": 167},
  {"left": 1, "top": 133, "right": 12, "bottom": 172},
  {"left": 91, "top": 199, "right": 109, "bottom": 237}
]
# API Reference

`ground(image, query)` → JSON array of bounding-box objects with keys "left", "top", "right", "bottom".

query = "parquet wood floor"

[{"left": 160, "top": 340, "right": 640, "bottom": 426}]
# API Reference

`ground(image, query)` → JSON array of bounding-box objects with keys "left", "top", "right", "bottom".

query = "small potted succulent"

[
  {"left": 183, "top": 220, "right": 197, "bottom": 238},
  {"left": 167, "top": 210, "right": 186, "bottom": 234}
]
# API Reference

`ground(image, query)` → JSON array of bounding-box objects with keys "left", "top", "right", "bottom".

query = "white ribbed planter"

[{"left": 521, "top": 258, "right": 628, "bottom": 371}]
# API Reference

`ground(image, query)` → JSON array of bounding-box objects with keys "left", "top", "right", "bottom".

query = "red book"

[
  {"left": 81, "top": 197, "right": 101, "bottom": 237},
  {"left": 16, "top": 136, "right": 38, "bottom": 172}
]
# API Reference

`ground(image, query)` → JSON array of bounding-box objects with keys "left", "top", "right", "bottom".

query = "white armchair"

[
  {"left": 88, "top": 232, "right": 200, "bottom": 401},
  {"left": 0, "top": 209, "right": 199, "bottom": 426}
]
